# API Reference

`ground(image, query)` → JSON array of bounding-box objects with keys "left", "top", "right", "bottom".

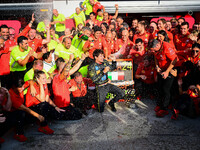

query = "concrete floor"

[{"left": 1, "top": 99, "right": 200, "bottom": 150}]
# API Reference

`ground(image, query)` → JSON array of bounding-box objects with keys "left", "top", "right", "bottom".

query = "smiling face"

[
  {"left": 28, "top": 29, "right": 36, "bottom": 40},
  {"left": 19, "top": 39, "right": 29, "bottom": 51},
  {"left": 1, "top": 28, "right": 9, "bottom": 41},
  {"left": 181, "top": 24, "right": 189, "bottom": 35},
  {"left": 95, "top": 53, "right": 104, "bottom": 63}
]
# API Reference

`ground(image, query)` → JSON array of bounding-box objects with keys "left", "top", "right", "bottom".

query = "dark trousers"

[
  {"left": 60, "top": 105, "right": 82, "bottom": 120},
  {"left": 1, "top": 110, "right": 26, "bottom": 135},
  {"left": 29, "top": 102, "right": 50, "bottom": 127},
  {"left": 157, "top": 73, "right": 174, "bottom": 110},
  {"left": 174, "top": 94, "right": 197, "bottom": 118},
  {"left": 0, "top": 74, "right": 12, "bottom": 89},
  {"left": 134, "top": 80, "right": 159, "bottom": 100},
  {"left": 96, "top": 83, "right": 125, "bottom": 112},
  {"left": 71, "top": 92, "right": 94, "bottom": 112}
]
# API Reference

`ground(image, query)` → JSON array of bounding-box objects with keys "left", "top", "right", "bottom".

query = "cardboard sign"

[{"left": 108, "top": 59, "right": 134, "bottom": 87}]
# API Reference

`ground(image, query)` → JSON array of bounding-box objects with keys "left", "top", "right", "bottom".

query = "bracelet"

[
  {"left": 30, "top": 21, "right": 33, "bottom": 24},
  {"left": 80, "top": 59, "right": 84, "bottom": 62}
]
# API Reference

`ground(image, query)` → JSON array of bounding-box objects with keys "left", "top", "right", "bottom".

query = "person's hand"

[
  {"left": 109, "top": 54, "right": 116, "bottom": 61},
  {"left": 55, "top": 107, "right": 66, "bottom": 113},
  {"left": 31, "top": 13, "right": 35, "bottom": 22},
  {"left": 46, "top": 25, "right": 50, "bottom": 31},
  {"left": 156, "top": 66, "right": 162, "bottom": 73},
  {"left": 50, "top": 21, "right": 55, "bottom": 25},
  {"left": 0, "top": 114, "right": 6, "bottom": 123},
  {"left": 30, "top": 84, "right": 37, "bottom": 97},
  {"left": 37, "top": 115, "right": 45, "bottom": 122},
  {"left": 161, "top": 71, "right": 169, "bottom": 79},
  {"left": 28, "top": 49, "right": 34, "bottom": 57},
  {"left": 115, "top": 4, "right": 118, "bottom": 9},
  {"left": 69, "top": 86, "right": 77, "bottom": 92},
  {"left": 103, "top": 66, "right": 110, "bottom": 73},
  {"left": 83, "top": 7, "right": 87, "bottom": 11},
  {"left": 81, "top": 53, "right": 86, "bottom": 60},
  {"left": 127, "top": 55, "right": 132, "bottom": 59},
  {"left": 189, "top": 34, "right": 197, "bottom": 42},
  {"left": 36, "top": 77, "right": 43, "bottom": 86},
  {"left": 88, "top": 37, "right": 93, "bottom": 42},
  {"left": 70, "top": 103, "right": 75, "bottom": 107},
  {"left": 140, "top": 75, "right": 147, "bottom": 80}
]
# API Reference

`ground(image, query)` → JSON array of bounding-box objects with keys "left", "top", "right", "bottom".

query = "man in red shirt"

[
  {"left": 133, "top": 21, "right": 150, "bottom": 47},
  {"left": 83, "top": 25, "right": 108, "bottom": 58},
  {"left": 52, "top": 53, "right": 87, "bottom": 120},
  {"left": 114, "top": 30, "right": 134, "bottom": 59},
  {"left": 157, "top": 18, "right": 174, "bottom": 45},
  {"left": 92, "top": 0, "right": 105, "bottom": 15},
  {"left": 69, "top": 72, "right": 94, "bottom": 115},
  {"left": 128, "top": 38, "right": 147, "bottom": 78},
  {"left": 86, "top": 12, "right": 101, "bottom": 27},
  {"left": 105, "top": 31, "right": 117, "bottom": 57},
  {"left": 135, "top": 55, "right": 157, "bottom": 99},
  {"left": 0, "top": 37, "right": 11, "bottom": 89},
  {"left": 174, "top": 22, "right": 193, "bottom": 52},
  {"left": 149, "top": 21, "right": 158, "bottom": 40},
  {"left": 150, "top": 39, "right": 178, "bottom": 117},
  {"left": 102, "top": 4, "right": 119, "bottom": 25}
]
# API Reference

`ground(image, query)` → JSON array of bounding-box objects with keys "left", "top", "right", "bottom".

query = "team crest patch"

[
  {"left": 141, "top": 70, "right": 145, "bottom": 74},
  {"left": 135, "top": 54, "right": 139, "bottom": 57}
]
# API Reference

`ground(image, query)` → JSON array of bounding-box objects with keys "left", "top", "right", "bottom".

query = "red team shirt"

[
  {"left": 52, "top": 74, "right": 71, "bottom": 108},
  {"left": 174, "top": 32, "right": 193, "bottom": 51},
  {"left": 116, "top": 39, "right": 134, "bottom": 58},
  {"left": 129, "top": 48, "right": 146, "bottom": 65},
  {"left": 136, "top": 62, "right": 157, "bottom": 84},
  {"left": 132, "top": 31, "right": 150, "bottom": 47},
  {"left": 69, "top": 78, "right": 88, "bottom": 97},
  {"left": 83, "top": 35, "right": 107, "bottom": 59},
  {"left": 26, "top": 82, "right": 49, "bottom": 107},
  {"left": 154, "top": 41, "right": 178, "bottom": 71},
  {"left": 9, "top": 88, "right": 24, "bottom": 111},
  {"left": 0, "top": 47, "right": 10, "bottom": 75},
  {"left": 105, "top": 39, "right": 117, "bottom": 56}
]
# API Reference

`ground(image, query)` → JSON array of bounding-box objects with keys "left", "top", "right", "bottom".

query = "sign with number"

[{"left": 108, "top": 59, "right": 134, "bottom": 86}]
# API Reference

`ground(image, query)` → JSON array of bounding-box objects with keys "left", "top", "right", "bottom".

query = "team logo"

[{"left": 141, "top": 70, "right": 145, "bottom": 74}]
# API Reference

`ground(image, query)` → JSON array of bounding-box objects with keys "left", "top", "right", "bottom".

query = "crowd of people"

[{"left": 0, "top": 0, "right": 200, "bottom": 144}]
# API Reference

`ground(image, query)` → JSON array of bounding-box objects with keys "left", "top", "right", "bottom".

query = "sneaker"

[
  {"left": 0, "top": 137, "right": 5, "bottom": 143},
  {"left": 156, "top": 110, "right": 169, "bottom": 117},
  {"left": 38, "top": 125, "right": 54, "bottom": 135},
  {"left": 108, "top": 101, "right": 116, "bottom": 112},
  {"left": 171, "top": 109, "right": 179, "bottom": 120},
  {"left": 154, "top": 106, "right": 161, "bottom": 112},
  {"left": 14, "top": 134, "right": 27, "bottom": 142}
]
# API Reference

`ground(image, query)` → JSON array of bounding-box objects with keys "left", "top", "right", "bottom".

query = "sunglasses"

[{"left": 193, "top": 50, "right": 199, "bottom": 53}]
